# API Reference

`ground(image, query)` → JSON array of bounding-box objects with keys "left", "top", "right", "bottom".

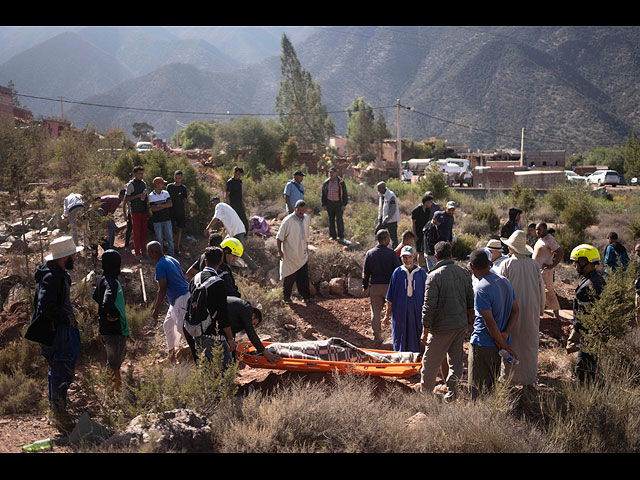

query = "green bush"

[
  {"left": 561, "top": 194, "right": 598, "bottom": 233},
  {"left": 419, "top": 163, "right": 449, "bottom": 201},
  {"left": 579, "top": 265, "right": 638, "bottom": 357},
  {"left": 452, "top": 233, "right": 479, "bottom": 259},
  {"left": 509, "top": 183, "right": 536, "bottom": 213},
  {"left": 471, "top": 205, "right": 500, "bottom": 232}
]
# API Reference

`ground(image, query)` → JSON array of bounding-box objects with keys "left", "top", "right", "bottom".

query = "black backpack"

[{"left": 184, "top": 271, "right": 222, "bottom": 337}]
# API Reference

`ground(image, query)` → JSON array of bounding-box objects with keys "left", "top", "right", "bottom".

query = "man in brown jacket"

[{"left": 420, "top": 241, "right": 474, "bottom": 402}]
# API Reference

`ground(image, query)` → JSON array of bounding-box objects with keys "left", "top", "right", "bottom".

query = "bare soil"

[{"left": 0, "top": 173, "right": 580, "bottom": 454}]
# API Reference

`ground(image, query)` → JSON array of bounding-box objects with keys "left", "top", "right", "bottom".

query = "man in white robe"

[
  {"left": 497, "top": 230, "right": 546, "bottom": 386},
  {"left": 277, "top": 199, "right": 312, "bottom": 303}
]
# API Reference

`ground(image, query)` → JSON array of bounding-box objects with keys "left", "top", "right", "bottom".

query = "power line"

[
  {"left": 16, "top": 93, "right": 625, "bottom": 150},
  {"left": 16, "top": 92, "right": 397, "bottom": 117}
]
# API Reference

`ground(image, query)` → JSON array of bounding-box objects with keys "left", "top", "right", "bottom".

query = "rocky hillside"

[{"left": 3, "top": 26, "right": 640, "bottom": 152}]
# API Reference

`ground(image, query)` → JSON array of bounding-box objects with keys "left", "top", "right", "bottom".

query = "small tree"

[
  {"left": 132, "top": 122, "right": 155, "bottom": 142},
  {"left": 281, "top": 136, "right": 299, "bottom": 169},
  {"left": 579, "top": 265, "right": 637, "bottom": 358},
  {"left": 419, "top": 162, "right": 449, "bottom": 201}
]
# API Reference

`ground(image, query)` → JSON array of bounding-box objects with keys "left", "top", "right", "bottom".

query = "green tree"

[
  {"left": 275, "top": 34, "right": 332, "bottom": 147},
  {"left": 180, "top": 121, "right": 220, "bottom": 150},
  {"left": 373, "top": 107, "right": 391, "bottom": 162},
  {"left": 281, "top": 136, "right": 300, "bottom": 168},
  {"left": 132, "top": 122, "right": 155, "bottom": 141},
  {"left": 623, "top": 130, "right": 640, "bottom": 180},
  {"left": 213, "top": 117, "right": 283, "bottom": 176},
  {"left": 346, "top": 97, "right": 375, "bottom": 156}
]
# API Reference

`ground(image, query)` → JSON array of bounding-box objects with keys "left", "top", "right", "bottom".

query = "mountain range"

[{"left": 1, "top": 25, "right": 639, "bottom": 154}]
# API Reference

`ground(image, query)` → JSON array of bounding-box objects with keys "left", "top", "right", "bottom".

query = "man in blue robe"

[{"left": 383, "top": 246, "right": 427, "bottom": 353}]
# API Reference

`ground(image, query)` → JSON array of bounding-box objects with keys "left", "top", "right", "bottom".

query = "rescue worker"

[{"left": 567, "top": 244, "right": 606, "bottom": 383}]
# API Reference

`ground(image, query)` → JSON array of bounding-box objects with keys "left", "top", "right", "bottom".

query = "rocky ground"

[{"left": 0, "top": 174, "right": 581, "bottom": 454}]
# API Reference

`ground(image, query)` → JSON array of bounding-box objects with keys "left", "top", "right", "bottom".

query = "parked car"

[
  {"left": 586, "top": 170, "right": 620, "bottom": 186},
  {"left": 631, "top": 177, "right": 638, "bottom": 186},
  {"left": 136, "top": 141, "right": 153, "bottom": 153},
  {"left": 565, "top": 170, "right": 587, "bottom": 183}
]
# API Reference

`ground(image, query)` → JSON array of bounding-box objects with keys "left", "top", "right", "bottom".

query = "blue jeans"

[
  {"left": 41, "top": 326, "right": 81, "bottom": 411},
  {"left": 194, "top": 336, "right": 234, "bottom": 371},
  {"left": 153, "top": 220, "right": 174, "bottom": 257}
]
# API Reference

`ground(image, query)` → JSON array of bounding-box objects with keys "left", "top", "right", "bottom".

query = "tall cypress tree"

[{"left": 276, "top": 34, "right": 332, "bottom": 148}]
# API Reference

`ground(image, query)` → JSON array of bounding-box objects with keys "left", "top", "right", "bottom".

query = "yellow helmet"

[
  {"left": 570, "top": 244, "right": 600, "bottom": 263},
  {"left": 221, "top": 237, "right": 244, "bottom": 257}
]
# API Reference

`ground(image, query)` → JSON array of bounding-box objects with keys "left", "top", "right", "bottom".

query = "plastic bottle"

[
  {"left": 498, "top": 349, "right": 519, "bottom": 365},
  {"left": 22, "top": 438, "right": 53, "bottom": 452}
]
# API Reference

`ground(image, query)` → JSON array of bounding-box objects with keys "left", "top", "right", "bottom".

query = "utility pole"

[
  {"left": 520, "top": 127, "right": 525, "bottom": 166},
  {"left": 396, "top": 99, "right": 413, "bottom": 178},
  {"left": 60, "top": 96, "right": 64, "bottom": 120}
]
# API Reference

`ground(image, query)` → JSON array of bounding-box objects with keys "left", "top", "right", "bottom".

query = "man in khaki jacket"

[{"left": 420, "top": 241, "right": 474, "bottom": 402}]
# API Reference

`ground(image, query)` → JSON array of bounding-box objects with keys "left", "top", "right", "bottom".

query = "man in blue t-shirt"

[
  {"left": 468, "top": 248, "right": 519, "bottom": 399},
  {"left": 283, "top": 170, "right": 305, "bottom": 215},
  {"left": 148, "top": 240, "right": 190, "bottom": 364}
]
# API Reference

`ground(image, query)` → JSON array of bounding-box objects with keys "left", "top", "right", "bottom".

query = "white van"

[{"left": 136, "top": 141, "right": 153, "bottom": 153}]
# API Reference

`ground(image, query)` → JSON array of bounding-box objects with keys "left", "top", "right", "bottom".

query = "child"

[
  {"left": 395, "top": 230, "right": 417, "bottom": 258},
  {"left": 92, "top": 249, "right": 130, "bottom": 393}
]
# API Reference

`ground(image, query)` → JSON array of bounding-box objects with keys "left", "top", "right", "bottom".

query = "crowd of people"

[{"left": 23, "top": 164, "right": 640, "bottom": 434}]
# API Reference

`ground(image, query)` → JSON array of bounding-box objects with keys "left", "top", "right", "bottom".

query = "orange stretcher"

[{"left": 236, "top": 341, "right": 422, "bottom": 378}]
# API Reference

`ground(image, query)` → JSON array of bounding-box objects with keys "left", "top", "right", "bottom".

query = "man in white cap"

[
  {"left": 25, "top": 236, "right": 83, "bottom": 435},
  {"left": 440, "top": 201, "right": 457, "bottom": 245},
  {"left": 376, "top": 181, "right": 401, "bottom": 248},
  {"left": 383, "top": 245, "right": 426, "bottom": 353},
  {"left": 496, "top": 230, "right": 545, "bottom": 387}
]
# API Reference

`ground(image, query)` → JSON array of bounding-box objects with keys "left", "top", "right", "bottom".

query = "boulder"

[
  {"left": 104, "top": 409, "right": 212, "bottom": 453},
  {"left": 347, "top": 277, "right": 364, "bottom": 297},
  {"left": 329, "top": 278, "right": 345, "bottom": 295},
  {"left": 318, "top": 281, "right": 330, "bottom": 297},
  {"left": 3, "top": 283, "right": 25, "bottom": 313}
]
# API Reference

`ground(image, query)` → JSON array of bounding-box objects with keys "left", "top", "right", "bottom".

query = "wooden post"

[{"left": 139, "top": 267, "right": 147, "bottom": 304}]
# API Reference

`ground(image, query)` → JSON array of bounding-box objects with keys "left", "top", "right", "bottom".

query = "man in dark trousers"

[
  {"left": 184, "top": 246, "right": 236, "bottom": 369},
  {"left": 321, "top": 167, "right": 349, "bottom": 242},
  {"left": 568, "top": 244, "right": 606, "bottom": 383},
  {"left": 411, "top": 193, "right": 436, "bottom": 268},
  {"left": 362, "top": 229, "right": 402, "bottom": 345},
  {"left": 226, "top": 296, "right": 281, "bottom": 363},
  {"left": 225, "top": 166, "right": 249, "bottom": 233},
  {"left": 25, "top": 236, "right": 83, "bottom": 435},
  {"left": 167, "top": 170, "right": 189, "bottom": 256}
]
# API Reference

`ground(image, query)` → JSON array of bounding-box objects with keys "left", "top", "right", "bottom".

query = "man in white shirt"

[
  {"left": 61, "top": 192, "right": 85, "bottom": 246},
  {"left": 375, "top": 181, "right": 401, "bottom": 248},
  {"left": 532, "top": 222, "right": 563, "bottom": 321},
  {"left": 149, "top": 177, "right": 175, "bottom": 257},
  {"left": 204, "top": 197, "right": 257, "bottom": 271},
  {"left": 277, "top": 199, "right": 312, "bottom": 303}
]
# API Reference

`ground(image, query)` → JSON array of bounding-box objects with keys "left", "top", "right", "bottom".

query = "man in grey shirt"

[{"left": 420, "top": 241, "right": 474, "bottom": 402}]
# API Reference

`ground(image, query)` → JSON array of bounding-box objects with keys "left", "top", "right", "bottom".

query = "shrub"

[
  {"left": 452, "top": 233, "right": 479, "bottom": 259},
  {"left": 0, "top": 369, "right": 46, "bottom": 414},
  {"left": 561, "top": 194, "right": 598, "bottom": 233},
  {"left": 509, "top": 183, "right": 536, "bottom": 213},
  {"left": 579, "top": 265, "right": 637, "bottom": 357},
  {"left": 419, "top": 163, "right": 449, "bottom": 201},
  {"left": 471, "top": 205, "right": 500, "bottom": 232}
]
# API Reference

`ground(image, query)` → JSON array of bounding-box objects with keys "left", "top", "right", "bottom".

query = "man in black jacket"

[
  {"left": 226, "top": 296, "right": 281, "bottom": 363},
  {"left": 321, "top": 167, "right": 349, "bottom": 242},
  {"left": 25, "top": 236, "right": 83, "bottom": 435},
  {"left": 92, "top": 249, "right": 129, "bottom": 393},
  {"left": 501, "top": 208, "right": 522, "bottom": 254},
  {"left": 184, "top": 247, "right": 236, "bottom": 368}
]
